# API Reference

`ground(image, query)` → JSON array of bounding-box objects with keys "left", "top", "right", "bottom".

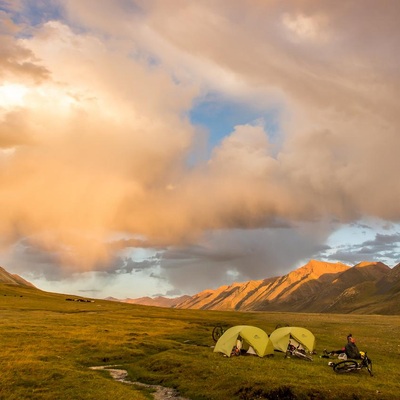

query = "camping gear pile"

[{"left": 213, "top": 325, "right": 315, "bottom": 358}]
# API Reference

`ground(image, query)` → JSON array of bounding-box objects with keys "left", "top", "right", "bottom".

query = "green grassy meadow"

[{"left": 1, "top": 284, "right": 400, "bottom": 400}]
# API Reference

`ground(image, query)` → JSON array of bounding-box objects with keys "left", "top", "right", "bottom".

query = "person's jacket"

[{"left": 345, "top": 342, "right": 361, "bottom": 359}]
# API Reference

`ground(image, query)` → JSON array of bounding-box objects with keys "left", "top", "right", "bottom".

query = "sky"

[{"left": 0, "top": 0, "right": 399, "bottom": 299}]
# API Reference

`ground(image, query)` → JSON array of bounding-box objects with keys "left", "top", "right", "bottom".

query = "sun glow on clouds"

[
  {"left": 0, "top": 80, "right": 81, "bottom": 122},
  {"left": 0, "top": 83, "right": 28, "bottom": 108},
  {"left": 1, "top": 1, "right": 400, "bottom": 298}
]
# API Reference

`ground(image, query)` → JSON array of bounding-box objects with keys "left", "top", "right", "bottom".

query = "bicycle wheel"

[
  {"left": 333, "top": 360, "right": 358, "bottom": 373},
  {"left": 365, "top": 360, "right": 373, "bottom": 376},
  {"left": 212, "top": 325, "right": 224, "bottom": 342}
]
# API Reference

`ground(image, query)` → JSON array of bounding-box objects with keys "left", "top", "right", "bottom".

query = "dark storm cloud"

[
  {"left": 157, "top": 226, "right": 331, "bottom": 293},
  {"left": 118, "top": 256, "right": 160, "bottom": 273},
  {"left": 363, "top": 233, "right": 400, "bottom": 247}
]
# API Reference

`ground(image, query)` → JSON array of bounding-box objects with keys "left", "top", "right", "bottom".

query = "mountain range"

[
  {"left": 123, "top": 260, "right": 400, "bottom": 315},
  {"left": 1, "top": 260, "right": 400, "bottom": 315}
]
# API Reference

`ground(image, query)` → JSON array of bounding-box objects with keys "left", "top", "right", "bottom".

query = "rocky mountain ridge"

[
  {"left": 2, "top": 260, "right": 399, "bottom": 315},
  {"left": 127, "top": 260, "right": 400, "bottom": 315}
]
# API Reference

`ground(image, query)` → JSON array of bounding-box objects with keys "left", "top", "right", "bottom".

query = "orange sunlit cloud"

[{"left": 1, "top": 1, "right": 399, "bottom": 297}]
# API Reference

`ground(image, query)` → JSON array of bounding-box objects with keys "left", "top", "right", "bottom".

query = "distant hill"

[
  {"left": 127, "top": 260, "right": 400, "bottom": 315},
  {"left": 119, "top": 295, "right": 191, "bottom": 308},
  {"left": 0, "top": 266, "right": 36, "bottom": 288}
]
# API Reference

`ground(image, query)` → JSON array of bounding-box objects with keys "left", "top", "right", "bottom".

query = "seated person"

[
  {"left": 345, "top": 334, "right": 362, "bottom": 359},
  {"left": 324, "top": 334, "right": 365, "bottom": 360}
]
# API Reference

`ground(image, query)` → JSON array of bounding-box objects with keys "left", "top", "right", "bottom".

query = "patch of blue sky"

[
  {"left": 189, "top": 94, "right": 281, "bottom": 152},
  {"left": 8, "top": 0, "right": 63, "bottom": 27}
]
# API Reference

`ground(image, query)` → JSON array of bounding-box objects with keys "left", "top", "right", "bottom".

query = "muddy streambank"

[{"left": 89, "top": 365, "right": 191, "bottom": 400}]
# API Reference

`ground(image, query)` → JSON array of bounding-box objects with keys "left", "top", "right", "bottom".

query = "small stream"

[{"left": 89, "top": 365, "right": 190, "bottom": 400}]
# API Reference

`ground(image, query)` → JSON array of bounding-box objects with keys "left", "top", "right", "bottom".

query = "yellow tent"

[
  {"left": 270, "top": 326, "right": 315, "bottom": 353},
  {"left": 213, "top": 325, "right": 274, "bottom": 358}
]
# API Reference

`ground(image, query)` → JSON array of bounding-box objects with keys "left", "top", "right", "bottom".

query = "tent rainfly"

[
  {"left": 213, "top": 325, "right": 274, "bottom": 358},
  {"left": 269, "top": 326, "right": 316, "bottom": 353}
]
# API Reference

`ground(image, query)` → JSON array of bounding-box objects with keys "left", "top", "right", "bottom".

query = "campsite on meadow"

[
  {"left": 2, "top": 3, "right": 400, "bottom": 399},
  {"left": 1, "top": 273, "right": 400, "bottom": 400}
]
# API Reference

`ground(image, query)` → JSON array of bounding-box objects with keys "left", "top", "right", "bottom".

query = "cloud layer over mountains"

[{"left": 0, "top": 1, "right": 399, "bottom": 297}]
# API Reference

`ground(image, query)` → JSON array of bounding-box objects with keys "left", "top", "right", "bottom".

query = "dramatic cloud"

[
  {"left": 323, "top": 232, "right": 400, "bottom": 266},
  {"left": 0, "top": 1, "right": 399, "bottom": 297}
]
